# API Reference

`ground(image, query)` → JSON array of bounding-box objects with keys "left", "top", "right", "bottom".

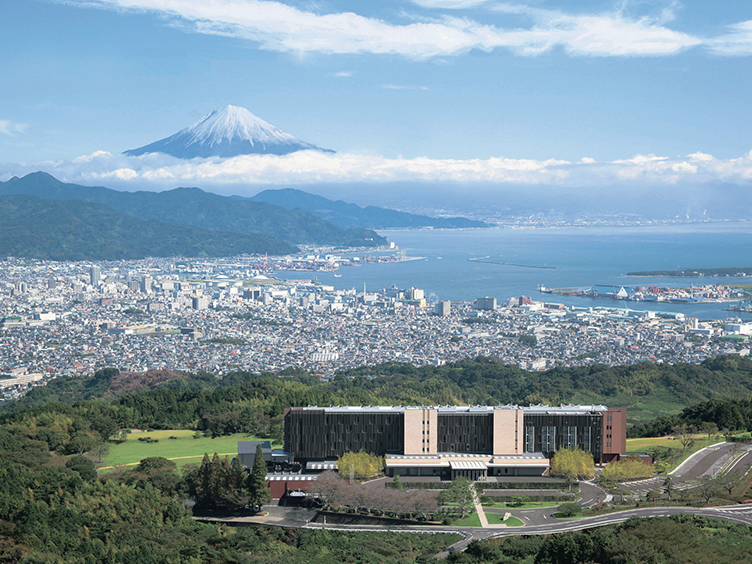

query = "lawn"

[
  {"left": 487, "top": 514, "right": 524, "bottom": 526},
  {"left": 488, "top": 501, "right": 563, "bottom": 510},
  {"left": 447, "top": 501, "right": 562, "bottom": 510},
  {"left": 101, "top": 430, "right": 271, "bottom": 471},
  {"left": 453, "top": 512, "right": 524, "bottom": 527}
]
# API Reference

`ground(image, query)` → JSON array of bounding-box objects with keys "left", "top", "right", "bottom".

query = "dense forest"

[{"left": 0, "top": 194, "right": 297, "bottom": 260}]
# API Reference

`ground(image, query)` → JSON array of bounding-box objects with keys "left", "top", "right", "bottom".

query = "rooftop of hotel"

[{"left": 292, "top": 404, "right": 610, "bottom": 414}]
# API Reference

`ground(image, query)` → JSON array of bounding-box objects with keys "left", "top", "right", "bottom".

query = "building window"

[
  {"left": 526, "top": 426, "right": 535, "bottom": 453},
  {"left": 541, "top": 426, "right": 556, "bottom": 453},
  {"left": 563, "top": 426, "right": 577, "bottom": 448},
  {"left": 583, "top": 427, "right": 591, "bottom": 452}
]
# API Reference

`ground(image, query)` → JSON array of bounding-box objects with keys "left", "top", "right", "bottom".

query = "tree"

[
  {"left": 393, "top": 474, "right": 405, "bottom": 491},
  {"left": 673, "top": 424, "right": 695, "bottom": 452},
  {"left": 700, "top": 421, "right": 719, "bottom": 446},
  {"left": 336, "top": 450, "right": 382, "bottom": 481},
  {"left": 67, "top": 431, "right": 98, "bottom": 455},
  {"left": 645, "top": 489, "right": 659, "bottom": 504},
  {"left": 601, "top": 455, "right": 653, "bottom": 482},
  {"left": 246, "top": 443, "right": 271, "bottom": 511},
  {"left": 65, "top": 456, "right": 97, "bottom": 481},
  {"left": 556, "top": 502, "right": 582, "bottom": 517},
  {"left": 663, "top": 476, "right": 674, "bottom": 500},
  {"left": 89, "top": 441, "right": 109, "bottom": 465},
  {"left": 308, "top": 470, "right": 342, "bottom": 508},
  {"left": 551, "top": 447, "right": 595, "bottom": 480},
  {"left": 89, "top": 415, "right": 120, "bottom": 442},
  {"left": 718, "top": 468, "right": 745, "bottom": 496},
  {"left": 444, "top": 477, "right": 475, "bottom": 518},
  {"left": 410, "top": 490, "right": 439, "bottom": 521},
  {"left": 697, "top": 476, "right": 719, "bottom": 504},
  {"left": 137, "top": 457, "right": 177, "bottom": 475}
]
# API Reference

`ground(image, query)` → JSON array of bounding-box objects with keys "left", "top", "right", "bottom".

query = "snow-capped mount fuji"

[{"left": 123, "top": 105, "right": 334, "bottom": 159}]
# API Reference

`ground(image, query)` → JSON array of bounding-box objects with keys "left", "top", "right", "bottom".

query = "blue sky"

[{"left": 2, "top": 0, "right": 752, "bottom": 192}]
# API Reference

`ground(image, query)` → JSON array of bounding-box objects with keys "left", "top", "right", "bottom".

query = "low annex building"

[{"left": 284, "top": 404, "right": 626, "bottom": 480}]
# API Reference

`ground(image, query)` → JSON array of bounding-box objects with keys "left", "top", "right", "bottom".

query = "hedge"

[{"left": 386, "top": 481, "right": 577, "bottom": 491}]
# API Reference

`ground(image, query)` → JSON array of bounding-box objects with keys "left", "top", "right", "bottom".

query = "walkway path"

[{"left": 472, "top": 490, "right": 489, "bottom": 527}]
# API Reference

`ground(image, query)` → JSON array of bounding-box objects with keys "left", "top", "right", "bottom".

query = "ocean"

[{"left": 299, "top": 223, "right": 752, "bottom": 321}]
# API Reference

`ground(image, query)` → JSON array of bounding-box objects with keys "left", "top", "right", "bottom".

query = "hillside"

[
  {"left": 0, "top": 195, "right": 298, "bottom": 260},
  {"left": 0, "top": 172, "right": 386, "bottom": 247},
  {"left": 6, "top": 356, "right": 752, "bottom": 428},
  {"left": 250, "top": 187, "right": 490, "bottom": 229}
]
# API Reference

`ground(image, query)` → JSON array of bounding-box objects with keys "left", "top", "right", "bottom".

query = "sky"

[{"left": 1, "top": 0, "right": 752, "bottom": 194}]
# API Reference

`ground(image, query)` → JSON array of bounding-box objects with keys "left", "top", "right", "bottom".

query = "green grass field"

[{"left": 101, "top": 430, "right": 271, "bottom": 471}]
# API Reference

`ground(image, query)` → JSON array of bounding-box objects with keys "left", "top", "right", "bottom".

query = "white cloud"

[
  {"left": 708, "top": 20, "right": 752, "bottom": 56},
  {"left": 0, "top": 120, "right": 28, "bottom": 136},
  {"left": 65, "top": 0, "right": 707, "bottom": 59},
  {"left": 382, "top": 84, "right": 429, "bottom": 90},
  {"left": 687, "top": 152, "right": 714, "bottom": 162},
  {"left": 4, "top": 148, "right": 752, "bottom": 190},
  {"left": 333, "top": 71, "right": 353, "bottom": 77},
  {"left": 411, "top": 0, "right": 490, "bottom": 8}
]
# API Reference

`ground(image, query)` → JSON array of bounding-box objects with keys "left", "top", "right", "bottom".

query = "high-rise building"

[
  {"left": 89, "top": 266, "right": 101, "bottom": 286},
  {"left": 435, "top": 300, "right": 451, "bottom": 316},
  {"left": 192, "top": 296, "right": 209, "bottom": 310},
  {"left": 140, "top": 276, "right": 152, "bottom": 294},
  {"left": 474, "top": 296, "right": 497, "bottom": 311}
]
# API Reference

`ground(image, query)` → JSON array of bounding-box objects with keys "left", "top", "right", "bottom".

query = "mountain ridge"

[
  {"left": 0, "top": 194, "right": 298, "bottom": 260},
  {"left": 250, "top": 187, "right": 490, "bottom": 229},
  {"left": 0, "top": 172, "right": 385, "bottom": 248}
]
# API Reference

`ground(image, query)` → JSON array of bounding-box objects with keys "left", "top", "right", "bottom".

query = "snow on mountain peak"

[
  {"left": 185, "top": 105, "right": 298, "bottom": 147},
  {"left": 124, "top": 105, "right": 334, "bottom": 159}
]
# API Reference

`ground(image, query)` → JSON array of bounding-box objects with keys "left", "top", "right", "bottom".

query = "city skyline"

[{"left": 2, "top": 1, "right": 752, "bottom": 194}]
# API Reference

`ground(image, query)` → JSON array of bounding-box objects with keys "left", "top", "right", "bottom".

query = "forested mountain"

[
  {"left": 0, "top": 172, "right": 386, "bottom": 247},
  {"left": 250, "top": 187, "right": 489, "bottom": 229},
  {"left": 0, "top": 195, "right": 298, "bottom": 260}
]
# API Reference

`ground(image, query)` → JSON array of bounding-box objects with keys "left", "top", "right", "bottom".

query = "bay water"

[{"left": 304, "top": 223, "right": 752, "bottom": 321}]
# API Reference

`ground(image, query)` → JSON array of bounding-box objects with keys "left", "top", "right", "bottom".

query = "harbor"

[{"left": 537, "top": 283, "right": 741, "bottom": 304}]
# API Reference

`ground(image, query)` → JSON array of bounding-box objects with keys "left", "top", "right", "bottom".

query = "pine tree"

[
  {"left": 246, "top": 443, "right": 271, "bottom": 511},
  {"left": 194, "top": 453, "right": 213, "bottom": 509}
]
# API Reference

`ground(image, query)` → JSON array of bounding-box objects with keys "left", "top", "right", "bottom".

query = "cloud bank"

[
  {"left": 61, "top": 0, "right": 751, "bottom": 59},
  {"left": 3, "top": 149, "right": 752, "bottom": 191}
]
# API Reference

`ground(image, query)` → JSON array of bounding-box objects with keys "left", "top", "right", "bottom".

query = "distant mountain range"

[
  {"left": 0, "top": 195, "right": 298, "bottom": 260},
  {"left": 0, "top": 173, "right": 384, "bottom": 252},
  {"left": 249, "top": 188, "right": 489, "bottom": 229},
  {"left": 124, "top": 105, "right": 334, "bottom": 159}
]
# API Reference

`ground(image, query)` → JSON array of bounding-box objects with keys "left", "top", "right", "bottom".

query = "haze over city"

[{"left": 2, "top": 0, "right": 752, "bottom": 203}]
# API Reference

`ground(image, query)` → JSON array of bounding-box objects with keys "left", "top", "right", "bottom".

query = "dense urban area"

[{"left": 2, "top": 253, "right": 751, "bottom": 401}]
